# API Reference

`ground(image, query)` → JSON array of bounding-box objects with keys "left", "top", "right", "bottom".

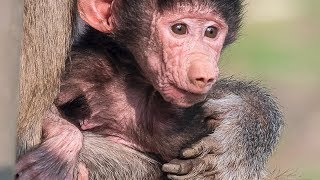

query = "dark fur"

[
  {"left": 59, "top": 48, "right": 213, "bottom": 161},
  {"left": 16, "top": 0, "right": 283, "bottom": 179},
  {"left": 204, "top": 79, "right": 283, "bottom": 179}
]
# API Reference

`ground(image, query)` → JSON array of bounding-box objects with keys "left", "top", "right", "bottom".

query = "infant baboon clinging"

[{"left": 17, "top": 0, "right": 283, "bottom": 179}]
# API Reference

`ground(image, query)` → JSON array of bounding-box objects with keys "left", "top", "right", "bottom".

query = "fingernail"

[
  {"left": 162, "top": 164, "right": 180, "bottom": 172},
  {"left": 182, "top": 148, "right": 196, "bottom": 157}
]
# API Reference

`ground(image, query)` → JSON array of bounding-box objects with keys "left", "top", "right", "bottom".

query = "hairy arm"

[
  {"left": 17, "top": 0, "right": 75, "bottom": 158},
  {"left": 163, "top": 78, "right": 284, "bottom": 180}
]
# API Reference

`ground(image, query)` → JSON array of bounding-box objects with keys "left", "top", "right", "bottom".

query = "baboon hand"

[
  {"left": 16, "top": 142, "right": 87, "bottom": 180},
  {"left": 16, "top": 106, "right": 84, "bottom": 180},
  {"left": 162, "top": 135, "right": 223, "bottom": 180},
  {"left": 16, "top": 143, "right": 74, "bottom": 180},
  {"left": 161, "top": 96, "right": 242, "bottom": 179}
]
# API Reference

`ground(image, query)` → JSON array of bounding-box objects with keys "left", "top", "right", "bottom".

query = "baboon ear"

[{"left": 78, "top": 0, "right": 114, "bottom": 32}]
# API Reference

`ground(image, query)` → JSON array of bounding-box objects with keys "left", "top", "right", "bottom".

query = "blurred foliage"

[{"left": 220, "top": 0, "right": 320, "bottom": 81}]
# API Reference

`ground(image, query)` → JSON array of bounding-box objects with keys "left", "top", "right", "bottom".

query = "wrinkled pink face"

[{"left": 141, "top": 7, "right": 228, "bottom": 107}]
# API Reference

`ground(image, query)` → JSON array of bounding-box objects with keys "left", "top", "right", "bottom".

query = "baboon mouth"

[
  {"left": 171, "top": 84, "right": 208, "bottom": 96},
  {"left": 162, "top": 84, "right": 207, "bottom": 107}
]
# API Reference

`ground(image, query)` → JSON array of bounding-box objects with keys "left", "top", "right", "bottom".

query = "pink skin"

[
  {"left": 140, "top": 9, "right": 228, "bottom": 107},
  {"left": 16, "top": 3, "right": 229, "bottom": 179},
  {"left": 16, "top": 107, "right": 83, "bottom": 179}
]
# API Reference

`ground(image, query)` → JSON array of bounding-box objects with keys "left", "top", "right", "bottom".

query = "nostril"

[
  {"left": 207, "top": 78, "right": 214, "bottom": 83},
  {"left": 187, "top": 60, "right": 216, "bottom": 89},
  {"left": 196, "top": 78, "right": 205, "bottom": 83},
  {"left": 195, "top": 77, "right": 214, "bottom": 84},
  {"left": 194, "top": 77, "right": 214, "bottom": 88}
]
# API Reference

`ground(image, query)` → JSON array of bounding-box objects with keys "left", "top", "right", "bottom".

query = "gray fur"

[
  {"left": 78, "top": 78, "right": 283, "bottom": 180},
  {"left": 79, "top": 133, "right": 162, "bottom": 180},
  {"left": 206, "top": 78, "right": 283, "bottom": 179}
]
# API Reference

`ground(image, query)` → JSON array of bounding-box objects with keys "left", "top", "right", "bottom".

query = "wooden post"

[{"left": 0, "top": 0, "right": 22, "bottom": 179}]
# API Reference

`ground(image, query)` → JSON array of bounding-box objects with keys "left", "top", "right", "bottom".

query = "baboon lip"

[
  {"left": 164, "top": 84, "right": 207, "bottom": 107},
  {"left": 171, "top": 84, "right": 208, "bottom": 96}
]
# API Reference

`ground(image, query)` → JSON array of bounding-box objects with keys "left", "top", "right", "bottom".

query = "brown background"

[{"left": 0, "top": 0, "right": 22, "bottom": 179}]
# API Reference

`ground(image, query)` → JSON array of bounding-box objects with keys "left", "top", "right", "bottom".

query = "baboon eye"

[
  {"left": 171, "top": 23, "right": 187, "bottom": 35},
  {"left": 205, "top": 26, "right": 218, "bottom": 38}
]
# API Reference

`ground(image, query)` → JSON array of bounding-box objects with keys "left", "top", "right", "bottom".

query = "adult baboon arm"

[{"left": 17, "top": 0, "right": 76, "bottom": 157}]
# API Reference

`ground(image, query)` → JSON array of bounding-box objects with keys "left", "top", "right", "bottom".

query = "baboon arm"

[
  {"left": 17, "top": 0, "right": 76, "bottom": 157},
  {"left": 162, "top": 78, "right": 283, "bottom": 180}
]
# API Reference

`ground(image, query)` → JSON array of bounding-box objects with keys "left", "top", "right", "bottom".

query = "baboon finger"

[
  {"left": 167, "top": 175, "right": 213, "bottom": 180},
  {"left": 181, "top": 136, "right": 219, "bottom": 158},
  {"left": 167, "top": 174, "right": 198, "bottom": 180},
  {"left": 166, "top": 155, "right": 217, "bottom": 180},
  {"left": 162, "top": 159, "right": 193, "bottom": 175},
  {"left": 181, "top": 145, "right": 204, "bottom": 158}
]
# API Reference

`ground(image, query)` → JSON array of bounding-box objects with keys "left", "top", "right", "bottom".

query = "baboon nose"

[
  {"left": 188, "top": 60, "right": 216, "bottom": 89},
  {"left": 194, "top": 77, "right": 214, "bottom": 87},
  {"left": 190, "top": 75, "right": 214, "bottom": 89}
]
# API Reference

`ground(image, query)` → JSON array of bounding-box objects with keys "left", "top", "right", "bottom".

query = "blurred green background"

[{"left": 221, "top": 0, "right": 320, "bottom": 179}]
